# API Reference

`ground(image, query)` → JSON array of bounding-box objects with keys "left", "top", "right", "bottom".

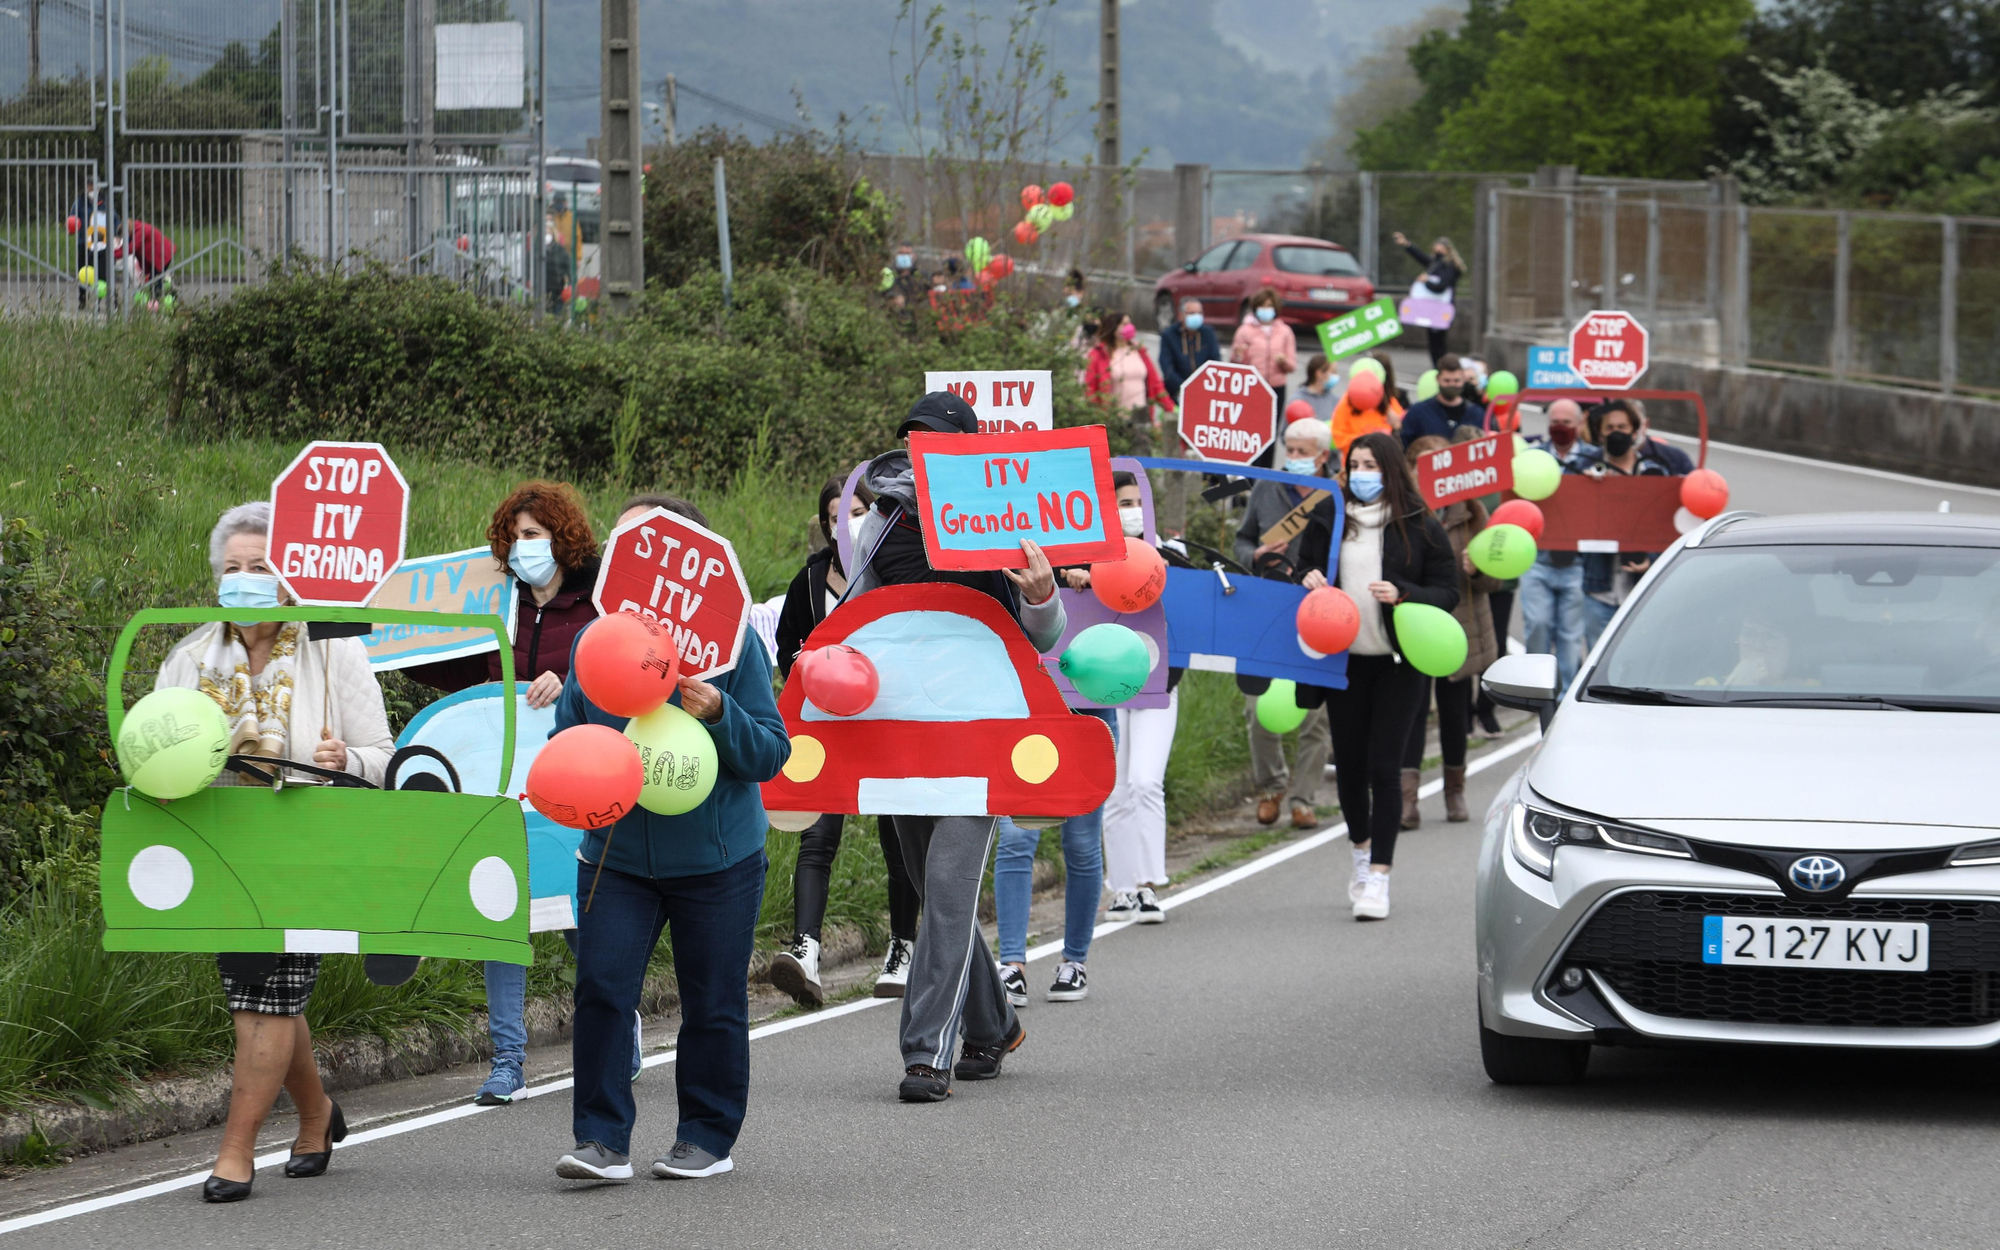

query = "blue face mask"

[
  {"left": 218, "top": 572, "right": 280, "bottom": 627},
  {"left": 1284, "top": 456, "right": 1318, "bottom": 476},
  {"left": 1348, "top": 471, "right": 1384, "bottom": 502},
  {"left": 1065, "top": 294, "right": 1081, "bottom": 307},
  {"left": 1185, "top": 312, "right": 1204, "bottom": 330},
  {"left": 1255, "top": 306, "right": 1276, "bottom": 324},
  {"left": 894, "top": 253, "right": 913, "bottom": 269},
  {"left": 508, "top": 538, "right": 559, "bottom": 588}
]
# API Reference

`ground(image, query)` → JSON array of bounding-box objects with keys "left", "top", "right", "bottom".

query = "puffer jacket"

[{"left": 1229, "top": 319, "right": 1298, "bottom": 389}]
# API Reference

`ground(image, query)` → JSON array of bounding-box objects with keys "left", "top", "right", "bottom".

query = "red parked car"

[{"left": 1152, "top": 233, "right": 1374, "bottom": 333}]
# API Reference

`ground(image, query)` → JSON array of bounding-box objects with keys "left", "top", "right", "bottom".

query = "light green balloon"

[
  {"left": 879, "top": 266, "right": 895, "bottom": 291},
  {"left": 1512, "top": 433, "right": 1529, "bottom": 456},
  {"left": 162, "top": 294, "right": 176, "bottom": 311},
  {"left": 1052, "top": 202, "right": 1075, "bottom": 221},
  {"left": 1415, "top": 369, "right": 1439, "bottom": 401},
  {"left": 117, "top": 687, "right": 231, "bottom": 800},
  {"left": 965, "top": 236, "right": 992, "bottom": 272},
  {"left": 1059, "top": 623, "right": 1152, "bottom": 705},
  {"left": 1467, "top": 522, "right": 1537, "bottom": 580},
  {"left": 1511, "top": 448, "right": 1562, "bottom": 501},
  {"left": 1027, "top": 203, "right": 1056, "bottom": 231},
  {"left": 1486, "top": 370, "right": 1520, "bottom": 399},
  {"left": 95, "top": 279, "right": 108, "bottom": 298},
  {"left": 1349, "top": 356, "right": 1386, "bottom": 383},
  {"left": 1393, "top": 603, "right": 1468, "bottom": 678},
  {"left": 623, "top": 702, "right": 718, "bottom": 815},
  {"left": 1256, "top": 679, "right": 1310, "bottom": 734}
]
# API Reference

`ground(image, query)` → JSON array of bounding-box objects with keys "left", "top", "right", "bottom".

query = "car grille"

[{"left": 1565, "top": 891, "right": 2000, "bottom": 1029}]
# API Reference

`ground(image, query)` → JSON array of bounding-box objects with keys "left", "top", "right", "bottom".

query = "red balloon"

[
  {"left": 797, "top": 643, "right": 879, "bottom": 717},
  {"left": 456, "top": 234, "right": 470, "bottom": 252},
  {"left": 986, "top": 254, "right": 1014, "bottom": 279},
  {"left": 65, "top": 215, "right": 79, "bottom": 235},
  {"left": 1020, "top": 184, "right": 1044, "bottom": 210},
  {"left": 573, "top": 612, "right": 683, "bottom": 717},
  {"left": 1489, "top": 498, "right": 1545, "bottom": 541},
  {"left": 526, "top": 724, "right": 642, "bottom": 831},
  {"left": 1345, "top": 371, "right": 1383, "bottom": 411},
  {"left": 1296, "top": 586, "right": 1360, "bottom": 655},
  {"left": 1091, "top": 535, "right": 1167, "bottom": 613},
  {"left": 1013, "top": 220, "right": 1040, "bottom": 245},
  {"left": 1284, "top": 399, "right": 1317, "bottom": 426},
  {"left": 1681, "top": 468, "right": 1729, "bottom": 519},
  {"left": 1048, "top": 181, "right": 1075, "bottom": 207}
]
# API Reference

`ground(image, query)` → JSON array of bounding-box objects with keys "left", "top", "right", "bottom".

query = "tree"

[
  {"left": 1348, "top": 0, "right": 1522, "bottom": 171},
  {"left": 1319, "top": 5, "right": 1469, "bottom": 171},
  {"left": 1430, "top": 0, "right": 1752, "bottom": 178}
]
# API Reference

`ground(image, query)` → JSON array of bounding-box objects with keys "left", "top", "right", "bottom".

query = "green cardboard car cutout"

[{"left": 101, "top": 607, "right": 532, "bottom": 968}]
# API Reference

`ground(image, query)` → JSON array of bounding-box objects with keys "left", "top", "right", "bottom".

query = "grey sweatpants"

[
  {"left": 890, "top": 813, "right": 1018, "bottom": 1070},
  {"left": 1245, "top": 696, "right": 1332, "bottom": 810}
]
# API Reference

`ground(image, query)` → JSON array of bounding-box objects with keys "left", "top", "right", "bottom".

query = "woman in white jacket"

[{"left": 157, "top": 502, "right": 395, "bottom": 1202}]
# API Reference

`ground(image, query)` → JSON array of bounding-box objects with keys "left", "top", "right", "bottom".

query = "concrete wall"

[{"left": 1484, "top": 331, "right": 2000, "bottom": 490}]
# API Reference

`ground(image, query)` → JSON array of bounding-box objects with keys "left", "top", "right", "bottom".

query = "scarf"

[{"left": 197, "top": 622, "right": 302, "bottom": 761}]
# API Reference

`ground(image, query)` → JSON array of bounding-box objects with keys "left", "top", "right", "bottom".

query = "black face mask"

[
  {"left": 1439, "top": 384, "right": 1463, "bottom": 401},
  {"left": 1602, "top": 430, "right": 1635, "bottom": 457}
]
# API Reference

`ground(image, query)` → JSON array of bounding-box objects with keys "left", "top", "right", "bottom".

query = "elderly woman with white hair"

[{"left": 155, "top": 502, "right": 394, "bottom": 1203}]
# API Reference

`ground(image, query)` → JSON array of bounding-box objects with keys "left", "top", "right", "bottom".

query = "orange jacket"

[{"left": 1331, "top": 395, "right": 1405, "bottom": 456}]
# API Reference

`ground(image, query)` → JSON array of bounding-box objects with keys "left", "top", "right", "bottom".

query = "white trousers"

[{"left": 1103, "top": 691, "right": 1179, "bottom": 893}]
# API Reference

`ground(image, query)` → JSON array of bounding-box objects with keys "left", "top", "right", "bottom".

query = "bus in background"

[{"left": 545, "top": 156, "right": 601, "bottom": 309}]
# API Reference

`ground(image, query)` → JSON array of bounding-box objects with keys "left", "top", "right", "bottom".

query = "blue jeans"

[
  {"left": 1518, "top": 557, "right": 1586, "bottom": 695},
  {"left": 994, "top": 709, "right": 1115, "bottom": 964},
  {"left": 483, "top": 960, "right": 528, "bottom": 1069},
  {"left": 571, "top": 853, "right": 765, "bottom": 1159},
  {"left": 1580, "top": 595, "right": 1619, "bottom": 655}
]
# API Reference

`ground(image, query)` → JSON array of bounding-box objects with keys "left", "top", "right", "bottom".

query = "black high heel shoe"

[
  {"left": 202, "top": 1173, "right": 253, "bottom": 1203},
  {"left": 282, "top": 1099, "right": 347, "bottom": 1179}
]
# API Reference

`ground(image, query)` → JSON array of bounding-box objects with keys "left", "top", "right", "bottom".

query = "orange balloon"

[
  {"left": 1091, "top": 535, "right": 1167, "bottom": 613},
  {"left": 1296, "top": 586, "right": 1360, "bottom": 655},
  {"left": 1489, "top": 498, "right": 1545, "bottom": 541},
  {"left": 1345, "top": 371, "right": 1383, "bottom": 411},
  {"left": 526, "top": 724, "right": 643, "bottom": 830},
  {"left": 573, "top": 611, "right": 683, "bottom": 717},
  {"left": 1681, "top": 468, "right": 1729, "bottom": 519}
]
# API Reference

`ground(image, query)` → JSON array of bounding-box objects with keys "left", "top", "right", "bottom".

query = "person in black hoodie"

[
  {"left": 766, "top": 475, "right": 921, "bottom": 1008},
  {"left": 1392, "top": 231, "right": 1465, "bottom": 365},
  {"left": 1294, "top": 432, "right": 1458, "bottom": 922}
]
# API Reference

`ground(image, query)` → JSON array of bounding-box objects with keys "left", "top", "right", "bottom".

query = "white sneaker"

[
  {"left": 1105, "top": 890, "right": 1140, "bottom": 922},
  {"left": 769, "top": 934, "right": 824, "bottom": 1007},
  {"left": 872, "top": 936, "right": 912, "bottom": 999},
  {"left": 1133, "top": 886, "right": 1166, "bottom": 924},
  {"left": 1353, "top": 870, "right": 1391, "bottom": 921},
  {"left": 1348, "top": 847, "right": 1373, "bottom": 903}
]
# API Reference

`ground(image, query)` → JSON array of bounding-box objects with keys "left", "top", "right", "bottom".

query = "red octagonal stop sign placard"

[
  {"left": 269, "top": 441, "right": 409, "bottom": 607},
  {"left": 1568, "top": 309, "right": 1649, "bottom": 390},
  {"left": 1178, "top": 360, "right": 1277, "bottom": 465},
  {"left": 593, "top": 508, "right": 753, "bottom": 681}
]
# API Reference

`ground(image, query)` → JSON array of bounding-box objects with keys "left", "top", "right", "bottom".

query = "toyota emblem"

[{"left": 1788, "top": 855, "right": 1846, "bottom": 893}]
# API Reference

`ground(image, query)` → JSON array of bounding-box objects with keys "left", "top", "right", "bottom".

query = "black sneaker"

[
  {"left": 953, "top": 1019, "right": 1026, "bottom": 1082},
  {"left": 1047, "top": 960, "right": 1089, "bottom": 1002},
  {"left": 1134, "top": 886, "right": 1166, "bottom": 924},
  {"left": 1000, "top": 963, "right": 1028, "bottom": 1007},
  {"left": 898, "top": 1063, "right": 953, "bottom": 1102},
  {"left": 1475, "top": 704, "right": 1503, "bottom": 737}
]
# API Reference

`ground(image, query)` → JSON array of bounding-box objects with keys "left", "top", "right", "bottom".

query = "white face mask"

[
  {"left": 1118, "top": 505, "right": 1145, "bottom": 538},
  {"left": 846, "top": 513, "right": 866, "bottom": 542}
]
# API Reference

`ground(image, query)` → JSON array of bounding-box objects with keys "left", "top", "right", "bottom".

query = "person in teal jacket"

[{"left": 553, "top": 496, "right": 792, "bottom": 1185}]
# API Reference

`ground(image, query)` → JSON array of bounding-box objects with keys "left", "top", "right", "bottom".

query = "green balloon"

[
  {"left": 1467, "top": 522, "right": 1537, "bottom": 579},
  {"left": 1486, "top": 370, "right": 1520, "bottom": 399},
  {"left": 1349, "top": 356, "right": 1385, "bottom": 383},
  {"left": 162, "top": 294, "right": 176, "bottom": 311},
  {"left": 1052, "top": 202, "right": 1075, "bottom": 221},
  {"left": 623, "top": 702, "right": 719, "bottom": 815},
  {"left": 1511, "top": 448, "right": 1562, "bottom": 501},
  {"left": 965, "top": 236, "right": 992, "bottom": 272},
  {"left": 1059, "top": 623, "right": 1151, "bottom": 705},
  {"left": 573, "top": 296, "right": 589, "bottom": 313},
  {"left": 117, "top": 687, "right": 231, "bottom": 799},
  {"left": 95, "top": 279, "right": 108, "bottom": 298},
  {"left": 1256, "top": 679, "right": 1309, "bottom": 734},
  {"left": 1027, "top": 203, "right": 1056, "bottom": 231},
  {"left": 879, "top": 266, "right": 895, "bottom": 291},
  {"left": 1415, "top": 369, "right": 1439, "bottom": 401},
  {"left": 1393, "top": 603, "right": 1468, "bottom": 678}
]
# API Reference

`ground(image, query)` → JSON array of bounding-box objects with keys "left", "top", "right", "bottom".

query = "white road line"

[
  {"left": 0, "top": 729, "right": 1541, "bottom": 1237},
  {"left": 1648, "top": 429, "right": 2000, "bottom": 498}
]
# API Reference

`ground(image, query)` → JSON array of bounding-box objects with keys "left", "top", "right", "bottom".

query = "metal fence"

[
  {"left": 0, "top": 0, "right": 548, "bottom": 317},
  {"left": 1488, "top": 185, "right": 2000, "bottom": 396}
]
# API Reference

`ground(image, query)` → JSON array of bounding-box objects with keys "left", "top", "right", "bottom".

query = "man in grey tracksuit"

[{"left": 845, "top": 392, "right": 1067, "bottom": 1102}]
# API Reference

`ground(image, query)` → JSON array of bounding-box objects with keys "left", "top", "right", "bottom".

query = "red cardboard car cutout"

[{"left": 760, "top": 583, "right": 1115, "bottom": 827}]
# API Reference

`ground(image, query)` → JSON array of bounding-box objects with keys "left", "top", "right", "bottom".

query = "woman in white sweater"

[{"left": 156, "top": 502, "right": 395, "bottom": 1202}]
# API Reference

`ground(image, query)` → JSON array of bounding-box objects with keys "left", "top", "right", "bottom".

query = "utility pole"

[
  {"left": 600, "top": 0, "right": 643, "bottom": 314},
  {"left": 1096, "top": 0, "right": 1119, "bottom": 269},
  {"left": 28, "top": 0, "right": 41, "bottom": 86},
  {"left": 664, "top": 74, "right": 677, "bottom": 147}
]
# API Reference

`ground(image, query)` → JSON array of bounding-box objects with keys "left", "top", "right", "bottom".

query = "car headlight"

[{"left": 1507, "top": 798, "right": 1693, "bottom": 879}]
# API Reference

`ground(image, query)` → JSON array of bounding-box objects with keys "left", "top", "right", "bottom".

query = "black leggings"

[
  {"left": 1426, "top": 327, "right": 1449, "bottom": 365},
  {"left": 794, "top": 813, "right": 920, "bottom": 942},
  {"left": 1327, "top": 654, "right": 1428, "bottom": 866},
  {"left": 1400, "top": 674, "right": 1473, "bottom": 770}
]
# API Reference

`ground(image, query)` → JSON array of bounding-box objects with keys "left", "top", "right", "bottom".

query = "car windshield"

[
  {"left": 1591, "top": 544, "right": 2000, "bottom": 709},
  {"left": 1273, "top": 246, "right": 1361, "bottom": 277},
  {"left": 799, "top": 610, "right": 1030, "bottom": 721}
]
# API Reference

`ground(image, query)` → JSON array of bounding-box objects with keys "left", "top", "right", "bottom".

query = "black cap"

[{"left": 898, "top": 391, "right": 980, "bottom": 437}]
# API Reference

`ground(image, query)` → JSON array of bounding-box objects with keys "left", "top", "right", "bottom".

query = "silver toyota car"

[{"left": 1476, "top": 512, "right": 2000, "bottom": 1083}]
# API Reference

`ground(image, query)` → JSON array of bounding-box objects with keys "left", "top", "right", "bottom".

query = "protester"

[
  {"left": 1518, "top": 399, "right": 1598, "bottom": 695},
  {"left": 1066, "top": 269, "right": 1101, "bottom": 352},
  {"left": 1230, "top": 287, "right": 1298, "bottom": 410},
  {"left": 1084, "top": 312, "right": 1176, "bottom": 454},
  {"left": 125, "top": 220, "right": 175, "bottom": 303},
  {"left": 1399, "top": 354, "right": 1486, "bottom": 446},
  {"left": 1296, "top": 355, "right": 1340, "bottom": 423},
  {"left": 889, "top": 242, "right": 923, "bottom": 305},
  {"left": 843, "top": 392, "right": 1065, "bottom": 1102},
  {"left": 1234, "top": 417, "right": 1336, "bottom": 828},
  {"left": 555, "top": 494, "right": 791, "bottom": 1184},
  {"left": 1294, "top": 433, "right": 1458, "bottom": 921},
  {"left": 768, "top": 476, "right": 920, "bottom": 1007},
  {"left": 1618, "top": 398, "right": 1697, "bottom": 474},
  {"left": 993, "top": 699, "right": 1114, "bottom": 1002},
  {"left": 1157, "top": 296, "right": 1221, "bottom": 399},
  {"left": 1576, "top": 400, "right": 1675, "bottom": 650},
  {"left": 159, "top": 503, "right": 393, "bottom": 1202},
  {"left": 1101, "top": 473, "right": 1180, "bottom": 923},
  {"left": 1400, "top": 432, "right": 1504, "bottom": 824},
  {"left": 69, "top": 175, "right": 119, "bottom": 310},
  {"left": 544, "top": 196, "right": 578, "bottom": 313},
  {"left": 1392, "top": 231, "right": 1464, "bottom": 365},
  {"left": 1331, "top": 351, "right": 1404, "bottom": 456}
]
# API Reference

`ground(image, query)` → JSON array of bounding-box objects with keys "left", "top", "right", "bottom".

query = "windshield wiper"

[
  {"left": 1720, "top": 693, "right": 2000, "bottom": 713},
  {"left": 1583, "top": 684, "right": 1719, "bottom": 706}
]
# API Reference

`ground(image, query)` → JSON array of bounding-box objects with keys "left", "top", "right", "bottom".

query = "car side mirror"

[
  {"left": 1182, "top": 261, "right": 1198, "bottom": 273},
  {"left": 1482, "top": 653, "right": 1559, "bottom": 731}
]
